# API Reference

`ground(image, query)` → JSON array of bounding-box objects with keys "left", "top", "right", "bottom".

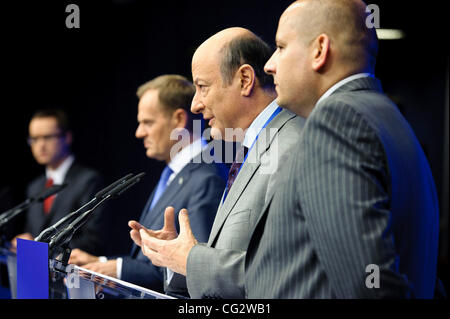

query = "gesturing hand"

[
  {"left": 139, "top": 207, "right": 198, "bottom": 276},
  {"left": 129, "top": 206, "right": 179, "bottom": 248}
]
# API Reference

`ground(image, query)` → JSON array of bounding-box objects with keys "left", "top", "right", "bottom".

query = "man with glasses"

[{"left": 10, "top": 109, "right": 105, "bottom": 256}]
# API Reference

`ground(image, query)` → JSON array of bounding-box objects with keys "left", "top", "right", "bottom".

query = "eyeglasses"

[{"left": 27, "top": 133, "right": 64, "bottom": 145}]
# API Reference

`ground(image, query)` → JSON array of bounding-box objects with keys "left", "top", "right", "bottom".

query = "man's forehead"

[
  {"left": 30, "top": 117, "right": 58, "bottom": 128},
  {"left": 192, "top": 54, "right": 217, "bottom": 82}
]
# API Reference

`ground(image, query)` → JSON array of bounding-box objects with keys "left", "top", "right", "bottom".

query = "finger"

[
  {"left": 178, "top": 209, "right": 193, "bottom": 236},
  {"left": 141, "top": 244, "right": 162, "bottom": 266},
  {"left": 140, "top": 229, "right": 162, "bottom": 251},
  {"left": 162, "top": 206, "right": 176, "bottom": 232},
  {"left": 83, "top": 263, "right": 95, "bottom": 270},
  {"left": 128, "top": 220, "right": 143, "bottom": 230},
  {"left": 130, "top": 229, "right": 142, "bottom": 247}
]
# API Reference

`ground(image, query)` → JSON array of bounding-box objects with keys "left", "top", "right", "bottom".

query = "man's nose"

[
  {"left": 135, "top": 124, "right": 145, "bottom": 138},
  {"left": 191, "top": 93, "right": 205, "bottom": 114},
  {"left": 264, "top": 52, "right": 277, "bottom": 75}
]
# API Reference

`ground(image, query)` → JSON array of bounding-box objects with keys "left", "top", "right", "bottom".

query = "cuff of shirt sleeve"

[
  {"left": 98, "top": 256, "right": 107, "bottom": 263},
  {"left": 116, "top": 257, "right": 123, "bottom": 279}
]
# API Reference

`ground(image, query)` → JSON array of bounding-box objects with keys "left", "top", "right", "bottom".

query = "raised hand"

[{"left": 139, "top": 208, "right": 197, "bottom": 276}]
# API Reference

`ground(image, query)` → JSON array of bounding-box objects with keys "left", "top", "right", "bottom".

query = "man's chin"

[
  {"left": 35, "top": 158, "right": 50, "bottom": 166},
  {"left": 210, "top": 127, "right": 224, "bottom": 141},
  {"left": 275, "top": 96, "right": 287, "bottom": 108}
]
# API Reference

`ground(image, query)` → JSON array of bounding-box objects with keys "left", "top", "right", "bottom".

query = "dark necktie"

[
  {"left": 149, "top": 166, "right": 174, "bottom": 211},
  {"left": 43, "top": 178, "right": 56, "bottom": 215},
  {"left": 224, "top": 145, "right": 248, "bottom": 199}
]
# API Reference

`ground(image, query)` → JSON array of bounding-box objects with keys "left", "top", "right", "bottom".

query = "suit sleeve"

[
  {"left": 299, "top": 101, "right": 411, "bottom": 298},
  {"left": 187, "top": 244, "right": 246, "bottom": 298},
  {"left": 185, "top": 171, "right": 248, "bottom": 299},
  {"left": 184, "top": 172, "right": 225, "bottom": 242},
  {"left": 120, "top": 256, "right": 164, "bottom": 292}
]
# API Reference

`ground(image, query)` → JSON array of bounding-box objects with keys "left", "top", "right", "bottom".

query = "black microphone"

[
  {"left": 48, "top": 172, "right": 145, "bottom": 251},
  {"left": 33, "top": 184, "right": 68, "bottom": 202},
  {"left": 94, "top": 173, "right": 134, "bottom": 200},
  {"left": 35, "top": 173, "right": 134, "bottom": 243},
  {"left": 0, "top": 184, "right": 67, "bottom": 231},
  {"left": 106, "top": 172, "right": 146, "bottom": 199}
]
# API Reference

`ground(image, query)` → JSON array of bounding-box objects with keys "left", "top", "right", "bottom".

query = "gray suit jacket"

[
  {"left": 245, "top": 77, "right": 440, "bottom": 298},
  {"left": 186, "top": 108, "right": 305, "bottom": 298}
]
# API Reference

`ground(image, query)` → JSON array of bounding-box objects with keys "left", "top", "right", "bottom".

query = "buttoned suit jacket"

[
  {"left": 186, "top": 108, "right": 305, "bottom": 298},
  {"left": 245, "top": 77, "right": 439, "bottom": 299},
  {"left": 121, "top": 156, "right": 227, "bottom": 294},
  {"left": 24, "top": 161, "right": 105, "bottom": 255}
]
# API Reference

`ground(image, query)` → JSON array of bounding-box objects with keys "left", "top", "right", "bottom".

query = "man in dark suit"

[
  {"left": 10, "top": 109, "right": 104, "bottom": 255},
  {"left": 69, "top": 75, "right": 226, "bottom": 296},
  {"left": 244, "top": 0, "right": 440, "bottom": 298}
]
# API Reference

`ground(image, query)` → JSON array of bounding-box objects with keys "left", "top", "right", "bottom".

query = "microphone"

[
  {"left": 94, "top": 173, "right": 134, "bottom": 200},
  {"left": 35, "top": 173, "right": 134, "bottom": 243},
  {"left": 0, "top": 184, "right": 67, "bottom": 231},
  {"left": 48, "top": 172, "right": 145, "bottom": 252},
  {"left": 33, "top": 184, "right": 68, "bottom": 202}
]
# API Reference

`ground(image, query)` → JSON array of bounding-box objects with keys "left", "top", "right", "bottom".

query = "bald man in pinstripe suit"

[{"left": 245, "top": 0, "right": 439, "bottom": 298}]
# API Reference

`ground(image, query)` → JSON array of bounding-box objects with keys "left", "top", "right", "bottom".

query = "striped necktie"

[{"left": 223, "top": 145, "right": 248, "bottom": 200}]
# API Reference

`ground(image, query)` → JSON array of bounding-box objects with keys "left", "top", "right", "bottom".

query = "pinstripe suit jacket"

[
  {"left": 245, "top": 77, "right": 439, "bottom": 298},
  {"left": 186, "top": 108, "right": 305, "bottom": 298}
]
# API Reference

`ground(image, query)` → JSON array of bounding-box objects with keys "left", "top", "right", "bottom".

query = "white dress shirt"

[
  {"left": 242, "top": 99, "right": 280, "bottom": 150},
  {"left": 45, "top": 155, "right": 75, "bottom": 185}
]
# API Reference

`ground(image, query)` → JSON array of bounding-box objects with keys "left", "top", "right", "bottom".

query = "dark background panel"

[{"left": 0, "top": 0, "right": 447, "bottom": 293}]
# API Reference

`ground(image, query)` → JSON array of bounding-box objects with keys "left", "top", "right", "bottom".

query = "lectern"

[{"left": 12, "top": 239, "right": 175, "bottom": 299}]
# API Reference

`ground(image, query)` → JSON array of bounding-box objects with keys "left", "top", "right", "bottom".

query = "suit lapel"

[
  {"left": 207, "top": 109, "right": 296, "bottom": 245},
  {"left": 139, "top": 163, "right": 194, "bottom": 232}
]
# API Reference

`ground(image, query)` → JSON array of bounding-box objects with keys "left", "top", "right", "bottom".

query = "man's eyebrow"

[{"left": 194, "top": 78, "right": 209, "bottom": 86}]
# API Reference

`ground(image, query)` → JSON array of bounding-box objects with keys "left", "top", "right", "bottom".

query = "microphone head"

[
  {"left": 109, "top": 172, "right": 146, "bottom": 199},
  {"left": 94, "top": 173, "right": 134, "bottom": 200},
  {"left": 35, "top": 183, "right": 68, "bottom": 202}
]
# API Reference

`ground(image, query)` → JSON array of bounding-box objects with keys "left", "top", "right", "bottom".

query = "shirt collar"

[
  {"left": 167, "top": 138, "right": 206, "bottom": 176},
  {"left": 242, "top": 99, "right": 279, "bottom": 149},
  {"left": 45, "top": 155, "right": 75, "bottom": 185},
  {"left": 316, "top": 73, "right": 373, "bottom": 107}
]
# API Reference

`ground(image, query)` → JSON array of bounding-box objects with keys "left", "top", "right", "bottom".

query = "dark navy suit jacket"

[
  {"left": 24, "top": 161, "right": 105, "bottom": 255},
  {"left": 120, "top": 156, "right": 227, "bottom": 295}
]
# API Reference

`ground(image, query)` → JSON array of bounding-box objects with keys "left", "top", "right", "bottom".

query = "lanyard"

[{"left": 242, "top": 106, "right": 282, "bottom": 166}]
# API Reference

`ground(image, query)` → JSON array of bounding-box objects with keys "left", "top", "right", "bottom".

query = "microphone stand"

[
  {"left": 49, "top": 196, "right": 110, "bottom": 266},
  {"left": 49, "top": 172, "right": 145, "bottom": 275}
]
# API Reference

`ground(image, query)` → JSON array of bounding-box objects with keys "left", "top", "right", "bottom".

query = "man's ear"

[
  {"left": 237, "top": 64, "right": 256, "bottom": 97},
  {"left": 172, "top": 109, "right": 188, "bottom": 129},
  {"left": 311, "top": 33, "right": 330, "bottom": 72}
]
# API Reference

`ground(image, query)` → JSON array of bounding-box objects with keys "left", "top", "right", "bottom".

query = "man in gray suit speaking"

[
  {"left": 129, "top": 28, "right": 305, "bottom": 298},
  {"left": 245, "top": 0, "right": 440, "bottom": 298}
]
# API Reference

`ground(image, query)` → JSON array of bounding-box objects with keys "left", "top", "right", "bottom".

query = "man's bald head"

[
  {"left": 283, "top": 0, "right": 378, "bottom": 72},
  {"left": 193, "top": 27, "right": 275, "bottom": 90}
]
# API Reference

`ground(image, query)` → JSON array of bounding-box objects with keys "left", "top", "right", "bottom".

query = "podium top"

[{"left": 70, "top": 265, "right": 176, "bottom": 299}]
